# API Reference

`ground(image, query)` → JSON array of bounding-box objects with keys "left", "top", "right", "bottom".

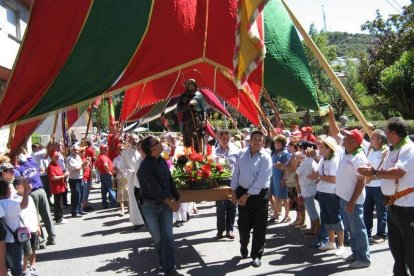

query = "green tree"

[
  {"left": 380, "top": 50, "right": 414, "bottom": 118},
  {"left": 360, "top": 3, "right": 414, "bottom": 117}
]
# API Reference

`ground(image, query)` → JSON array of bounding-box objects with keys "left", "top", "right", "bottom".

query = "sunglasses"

[{"left": 151, "top": 139, "right": 160, "bottom": 147}]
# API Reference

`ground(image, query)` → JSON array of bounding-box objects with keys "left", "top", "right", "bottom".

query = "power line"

[
  {"left": 384, "top": 0, "right": 402, "bottom": 13},
  {"left": 391, "top": 0, "right": 403, "bottom": 8}
]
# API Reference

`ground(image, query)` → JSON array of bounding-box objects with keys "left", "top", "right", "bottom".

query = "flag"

[
  {"left": 108, "top": 95, "right": 116, "bottom": 133},
  {"left": 233, "top": 0, "right": 269, "bottom": 89}
]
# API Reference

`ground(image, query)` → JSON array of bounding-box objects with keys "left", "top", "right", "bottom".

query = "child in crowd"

[{"left": 15, "top": 177, "right": 41, "bottom": 276}]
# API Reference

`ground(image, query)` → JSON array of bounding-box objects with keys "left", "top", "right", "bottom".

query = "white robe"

[{"left": 120, "top": 146, "right": 144, "bottom": 225}]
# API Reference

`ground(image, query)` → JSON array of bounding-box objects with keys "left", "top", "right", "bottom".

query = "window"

[{"left": 6, "top": 6, "right": 21, "bottom": 40}]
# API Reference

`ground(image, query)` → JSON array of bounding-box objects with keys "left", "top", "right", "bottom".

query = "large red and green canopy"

[{"left": 0, "top": 0, "right": 317, "bottom": 130}]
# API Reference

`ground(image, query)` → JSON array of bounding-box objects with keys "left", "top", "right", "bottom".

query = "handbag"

[{"left": 2, "top": 216, "right": 31, "bottom": 243}]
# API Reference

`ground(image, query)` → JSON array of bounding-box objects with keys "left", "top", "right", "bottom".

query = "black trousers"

[
  {"left": 53, "top": 193, "right": 64, "bottom": 222},
  {"left": 388, "top": 205, "right": 414, "bottom": 276},
  {"left": 237, "top": 188, "right": 269, "bottom": 259},
  {"left": 134, "top": 187, "right": 146, "bottom": 226}
]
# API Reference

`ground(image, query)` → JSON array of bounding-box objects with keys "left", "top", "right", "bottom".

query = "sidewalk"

[{"left": 36, "top": 185, "right": 394, "bottom": 275}]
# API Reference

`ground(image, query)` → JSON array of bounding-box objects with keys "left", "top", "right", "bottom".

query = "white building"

[{"left": 0, "top": 0, "right": 30, "bottom": 153}]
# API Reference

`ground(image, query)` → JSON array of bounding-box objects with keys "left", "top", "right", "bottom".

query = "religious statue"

[{"left": 176, "top": 79, "right": 209, "bottom": 153}]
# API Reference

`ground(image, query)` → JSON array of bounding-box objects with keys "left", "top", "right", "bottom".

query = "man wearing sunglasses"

[{"left": 138, "top": 136, "right": 182, "bottom": 276}]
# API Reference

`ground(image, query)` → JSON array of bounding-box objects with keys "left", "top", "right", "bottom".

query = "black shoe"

[
  {"left": 132, "top": 224, "right": 145, "bottom": 231},
  {"left": 252, "top": 258, "right": 262, "bottom": 267},
  {"left": 72, "top": 213, "right": 83, "bottom": 218},
  {"left": 226, "top": 231, "right": 235, "bottom": 239},
  {"left": 46, "top": 239, "right": 56, "bottom": 246},
  {"left": 164, "top": 269, "right": 183, "bottom": 276},
  {"left": 173, "top": 221, "right": 182, "bottom": 228},
  {"left": 216, "top": 232, "right": 224, "bottom": 239},
  {"left": 84, "top": 206, "right": 94, "bottom": 211},
  {"left": 79, "top": 211, "right": 87, "bottom": 215},
  {"left": 240, "top": 247, "right": 248, "bottom": 259}
]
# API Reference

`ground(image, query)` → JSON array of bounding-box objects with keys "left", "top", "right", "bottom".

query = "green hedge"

[{"left": 311, "top": 120, "right": 414, "bottom": 136}]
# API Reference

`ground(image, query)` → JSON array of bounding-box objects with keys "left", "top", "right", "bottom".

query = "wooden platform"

[{"left": 179, "top": 186, "right": 232, "bottom": 202}]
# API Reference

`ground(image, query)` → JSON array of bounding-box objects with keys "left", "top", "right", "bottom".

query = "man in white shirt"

[
  {"left": 215, "top": 130, "right": 239, "bottom": 240},
  {"left": 359, "top": 117, "right": 414, "bottom": 275},
  {"left": 231, "top": 130, "right": 272, "bottom": 268},
  {"left": 328, "top": 108, "right": 370, "bottom": 269},
  {"left": 361, "top": 129, "right": 388, "bottom": 244},
  {"left": 120, "top": 134, "right": 145, "bottom": 229},
  {"left": 66, "top": 144, "right": 85, "bottom": 217}
]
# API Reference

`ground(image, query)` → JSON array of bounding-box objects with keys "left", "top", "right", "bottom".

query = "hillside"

[{"left": 327, "top": 32, "right": 372, "bottom": 56}]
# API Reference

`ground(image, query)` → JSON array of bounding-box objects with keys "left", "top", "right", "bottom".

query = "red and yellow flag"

[
  {"left": 233, "top": 0, "right": 269, "bottom": 89},
  {"left": 108, "top": 95, "right": 116, "bottom": 133}
]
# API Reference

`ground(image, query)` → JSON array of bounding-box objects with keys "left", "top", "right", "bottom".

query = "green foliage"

[
  {"left": 31, "top": 133, "right": 42, "bottom": 145},
  {"left": 380, "top": 50, "right": 414, "bottom": 118},
  {"left": 359, "top": 4, "right": 414, "bottom": 117},
  {"left": 326, "top": 32, "right": 371, "bottom": 56}
]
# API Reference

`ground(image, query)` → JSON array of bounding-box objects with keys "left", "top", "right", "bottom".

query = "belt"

[{"left": 384, "top": 187, "right": 414, "bottom": 206}]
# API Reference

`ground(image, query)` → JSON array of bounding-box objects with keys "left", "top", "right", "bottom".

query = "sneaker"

[
  {"left": 372, "top": 235, "right": 386, "bottom": 244},
  {"left": 309, "top": 240, "right": 326, "bottom": 249},
  {"left": 335, "top": 246, "right": 346, "bottom": 256},
  {"left": 29, "top": 266, "right": 38, "bottom": 276},
  {"left": 318, "top": 242, "right": 336, "bottom": 251},
  {"left": 349, "top": 260, "right": 370, "bottom": 269},
  {"left": 343, "top": 254, "right": 356, "bottom": 262}
]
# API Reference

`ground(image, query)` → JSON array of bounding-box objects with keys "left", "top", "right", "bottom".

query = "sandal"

[
  {"left": 289, "top": 221, "right": 300, "bottom": 226},
  {"left": 294, "top": 223, "right": 307, "bottom": 229},
  {"left": 268, "top": 215, "right": 279, "bottom": 223},
  {"left": 280, "top": 217, "right": 291, "bottom": 223}
]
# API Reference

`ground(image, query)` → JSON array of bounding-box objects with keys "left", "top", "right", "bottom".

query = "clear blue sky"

[{"left": 284, "top": 0, "right": 411, "bottom": 34}]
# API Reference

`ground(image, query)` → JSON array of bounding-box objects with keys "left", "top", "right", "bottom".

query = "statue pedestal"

[{"left": 179, "top": 186, "right": 231, "bottom": 203}]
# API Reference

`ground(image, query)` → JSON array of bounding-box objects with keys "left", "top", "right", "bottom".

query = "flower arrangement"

[{"left": 166, "top": 145, "right": 232, "bottom": 190}]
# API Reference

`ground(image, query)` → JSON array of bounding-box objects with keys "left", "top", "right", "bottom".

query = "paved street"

[{"left": 36, "top": 184, "right": 393, "bottom": 276}]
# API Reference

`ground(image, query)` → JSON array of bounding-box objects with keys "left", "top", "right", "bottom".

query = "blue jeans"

[
  {"left": 303, "top": 196, "right": 319, "bottom": 221},
  {"left": 69, "top": 178, "right": 82, "bottom": 215},
  {"left": 81, "top": 179, "right": 91, "bottom": 203},
  {"left": 141, "top": 200, "right": 176, "bottom": 273},
  {"left": 216, "top": 200, "right": 237, "bottom": 233},
  {"left": 340, "top": 198, "right": 370, "bottom": 263},
  {"left": 318, "top": 192, "right": 343, "bottom": 232},
  {"left": 100, "top": 174, "right": 116, "bottom": 208},
  {"left": 6, "top": 242, "right": 23, "bottom": 276},
  {"left": 364, "top": 186, "right": 387, "bottom": 237}
]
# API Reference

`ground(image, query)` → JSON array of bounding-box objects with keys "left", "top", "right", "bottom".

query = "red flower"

[
  {"left": 206, "top": 144, "right": 212, "bottom": 156},
  {"left": 189, "top": 152, "right": 204, "bottom": 162},
  {"left": 216, "top": 164, "right": 223, "bottom": 171},
  {"left": 201, "top": 163, "right": 211, "bottom": 177}
]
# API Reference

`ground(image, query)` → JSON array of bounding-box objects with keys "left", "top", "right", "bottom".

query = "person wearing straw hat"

[{"left": 308, "top": 135, "right": 345, "bottom": 255}]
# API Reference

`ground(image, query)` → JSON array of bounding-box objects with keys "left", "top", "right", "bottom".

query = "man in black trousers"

[{"left": 230, "top": 130, "right": 272, "bottom": 267}]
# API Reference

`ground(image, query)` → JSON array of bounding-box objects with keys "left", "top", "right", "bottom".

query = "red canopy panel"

[
  {"left": 10, "top": 120, "right": 43, "bottom": 158},
  {"left": 0, "top": 0, "right": 92, "bottom": 126},
  {"left": 121, "top": 63, "right": 260, "bottom": 124}
]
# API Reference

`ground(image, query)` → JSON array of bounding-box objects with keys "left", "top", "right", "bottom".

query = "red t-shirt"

[
  {"left": 47, "top": 162, "right": 66, "bottom": 194},
  {"left": 107, "top": 134, "right": 119, "bottom": 161},
  {"left": 82, "top": 157, "right": 91, "bottom": 181},
  {"left": 85, "top": 146, "right": 96, "bottom": 163},
  {"left": 95, "top": 154, "right": 113, "bottom": 175}
]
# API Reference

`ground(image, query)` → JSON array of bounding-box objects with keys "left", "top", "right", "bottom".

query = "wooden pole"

[
  {"left": 51, "top": 112, "right": 59, "bottom": 143},
  {"left": 220, "top": 70, "right": 276, "bottom": 136},
  {"left": 262, "top": 87, "right": 282, "bottom": 123},
  {"left": 84, "top": 105, "right": 93, "bottom": 139},
  {"left": 281, "top": 0, "right": 373, "bottom": 137},
  {"left": 6, "top": 122, "right": 16, "bottom": 151}
]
